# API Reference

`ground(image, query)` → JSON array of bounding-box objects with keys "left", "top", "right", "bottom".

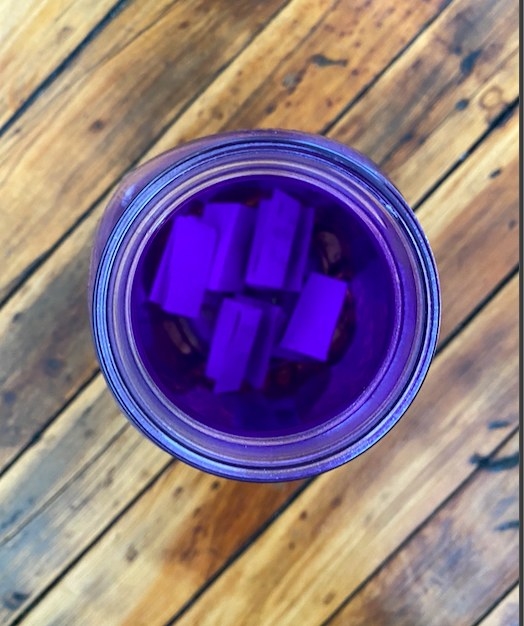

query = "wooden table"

[{"left": 0, "top": 0, "right": 519, "bottom": 624}]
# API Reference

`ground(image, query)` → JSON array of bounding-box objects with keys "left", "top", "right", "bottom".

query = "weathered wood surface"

[
  {"left": 0, "top": 0, "right": 519, "bottom": 624},
  {"left": 0, "top": 0, "right": 120, "bottom": 128},
  {"left": 0, "top": 0, "right": 518, "bottom": 474},
  {"left": 478, "top": 585, "right": 520, "bottom": 626},
  {"left": 0, "top": 107, "right": 518, "bottom": 620},
  {"left": 327, "top": 433, "right": 519, "bottom": 626},
  {"left": 150, "top": 277, "right": 519, "bottom": 626},
  {"left": 17, "top": 273, "right": 519, "bottom": 625}
]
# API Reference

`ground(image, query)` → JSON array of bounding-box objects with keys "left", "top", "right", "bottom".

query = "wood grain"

[
  {"left": 417, "top": 107, "right": 518, "bottom": 340},
  {"left": 0, "top": 422, "right": 170, "bottom": 623},
  {"left": 0, "top": 433, "right": 301, "bottom": 624},
  {"left": 478, "top": 584, "right": 520, "bottom": 626},
  {"left": 0, "top": 1, "right": 518, "bottom": 625},
  {"left": 327, "top": 433, "right": 519, "bottom": 626},
  {"left": 331, "top": 0, "right": 519, "bottom": 202},
  {"left": 0, "top": 0, "right": 517, "bottom": 473},
  {"left": 1, "top": 114, "right": 517, "bottom": 620},
  {"left": 20, "top": 276, "right": 518, "bottom": 625},
  {"left": 151, "top": 0, "right": 518, "bottom": 161},
  {"left": 0, "top": 219, "right": 98, "bottom": 472},
  {"left": 0, "top": 377, "right": 126, "bottom": 544},
  {"left": 0, "top": 0, "right": 119, "bottom": 127},
  {"left": 0, "top": 0, "right": 289, "bottom": 302},
  {"left": 180, "top": 0, "right": 447, "bottom": 136},
  {"left": 165, "top": 277, "right": 518, "bottom": 626},
  {"left": 146, "top": 0, "right": 347, "bottom": 151}
]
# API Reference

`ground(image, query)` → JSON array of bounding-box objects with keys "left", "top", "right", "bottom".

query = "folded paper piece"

[{"left": 150, "top": 216, "right": 216, "bottom": 318}]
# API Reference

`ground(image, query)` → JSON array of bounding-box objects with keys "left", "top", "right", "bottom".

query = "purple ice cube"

[
  {"left": 202, "top": 202, "right": 255, "bottom": 291},
  {"left": 245, "top": 189, "right": 301, "bottom": 289},
  {"left": 149, "top": 216, "right": 216, "bottom": 318},
  {"left": 206, "top": 298, "right": 262, "bottom": 393},
  {"left": 285, "top": 204, "right": 314, "bottom": 291},
  {"left": 280, "top": 272, "right": 347, "bottom": 360},
  {"left": 235, "top": 299, "right": 284, "bottom": 388}
]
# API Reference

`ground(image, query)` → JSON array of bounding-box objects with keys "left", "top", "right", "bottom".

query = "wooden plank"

[
  {"left": 153, "top": 0, "right": 447, "bottom": 149},
  {"left": 19, "top": 276, "right": 518, "bottom": 625},
  {"left": 0, "top": 429, "right": 301, "bottom": 624},
  {"left": 478, "top": 585, "right": 520, "bottom": 626},
  {"left": 0, "top": 377, "right": 126, "bottom": 544},
  {"left": 0, "top": 0, "right": 119, "bottom": 127},
  {"left": 0, "top": 217, "right": 99, "bottom": 472},
  {"left": 327, "top": 433, "right": 519, "bottom": 626},
  {"left": 0, "top": 0, "right": 289, "bottom": 302},
  {"left": 0, "top": 0, "right": 517, "bottom": 473},
  {"left": 158, "top": 278, "right": 516, "bottom": 626},
  {"left": 0, "top": 113, "right": 517, "bottom": 619},
  {"left": 330, "top": 0, "right": 519, "bottom": 204},
  {"left": 417, "top": 107, "right": 518, "bottom": 340}
]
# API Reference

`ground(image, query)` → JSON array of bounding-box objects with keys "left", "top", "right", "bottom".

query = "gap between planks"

[
  {"left": 473, "top": 582, "right": 520, "bottom": 626},
  {"left": 0, "top": 0, "right": 128, "bottom": 132}
]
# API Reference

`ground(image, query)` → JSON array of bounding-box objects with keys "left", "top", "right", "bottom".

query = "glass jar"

[{"left": 89, "top": 130, "right": 440, "bottom": 481}]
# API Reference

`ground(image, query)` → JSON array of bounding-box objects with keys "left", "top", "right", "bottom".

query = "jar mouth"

[{"left": 92, "top": 130, "right": 440, "bottom": 481}]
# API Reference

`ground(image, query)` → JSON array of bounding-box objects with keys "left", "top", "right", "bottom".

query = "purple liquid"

[{"left": 130, "top": 175, "right": 396, "bottom": 437}]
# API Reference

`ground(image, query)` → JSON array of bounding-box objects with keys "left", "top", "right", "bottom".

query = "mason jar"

[{"left": 89, "top": 130, "right": 440, "bottom": 481}]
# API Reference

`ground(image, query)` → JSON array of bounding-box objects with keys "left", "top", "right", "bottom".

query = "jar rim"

[{"left": 92, "top": 130, "right": 440, "bottom": 481}]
